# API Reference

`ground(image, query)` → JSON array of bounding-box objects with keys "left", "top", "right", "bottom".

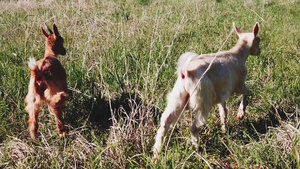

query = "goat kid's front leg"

[
  {"left": 237, "top": 85, "right": 249, "bottom": 120},
  {"left": 153, "top": 78, "right": 189, "bottom": 163},
  {"left": 49, "top": 91, "right": 68, "bottom": 138},
  {"left": 48, "top": 105, "right": 66, "bottom": 138},
  {"left": 48, "top": 92, "right": 68, "bottom": 138}
]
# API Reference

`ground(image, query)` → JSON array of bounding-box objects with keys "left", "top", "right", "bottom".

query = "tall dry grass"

[{"left": 0, "top": 0, "right": 299, "bottom": 168}]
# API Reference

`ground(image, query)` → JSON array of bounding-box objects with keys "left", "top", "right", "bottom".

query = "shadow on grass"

[
  {"left": 194, "top": 107, "right": 291, "bottom": 159},
  {"left": 64, "top": 91, "right": 137, "bottom": 131},
  {"left": 229, "top": 107, "right": 289, "bottom": 140},
  {"left": 63, "top": 89, "right": 161, "bottom": 134}
]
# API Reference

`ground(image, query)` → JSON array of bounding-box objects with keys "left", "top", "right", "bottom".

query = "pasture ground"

[{"left": 0, "top": 0, "right": 299, "bottom": 168}]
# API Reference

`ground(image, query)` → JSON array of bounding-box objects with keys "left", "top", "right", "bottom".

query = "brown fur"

[{"left": 25, "top": 24, "right": 68, "bottom": 139}]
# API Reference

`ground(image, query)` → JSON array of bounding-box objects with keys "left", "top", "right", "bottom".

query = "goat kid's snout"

[
  {"left": 55, "top": 45, "right": 66, "bottom": 56},
  {"left": 250, "top": 37, "right": 261, "bottom": 56}
]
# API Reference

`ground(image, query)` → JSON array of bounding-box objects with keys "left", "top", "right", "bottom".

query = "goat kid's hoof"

[
  {"left": 59, "top": 132, "right": 66, "bottom": 138},
  {"left": 152, "top": 150, "right": 158, "bottom": 164},
  {"left": 29, "top": 130, "right": 37, "bottom": 139},
  {"left": 191, "top": 137, "right": 198, "bottom": 148},
  {"left": 152, "top": 156, "right": 157, "bottom": 164},
  {"left": 237, "top": 110, "right": 244, "bottom": 120},
  {"left": 30, "top": 134, "right": 37, "bottom": 140}
]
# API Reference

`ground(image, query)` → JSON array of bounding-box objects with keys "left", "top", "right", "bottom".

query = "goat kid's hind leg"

[
  {"left": 153, "top": 78, "right": 189, "bottom": 161},
  {"left": 189, "top": 82, "right": 214, "bottom": 148},
  {"left": 237, "top": 85, "right": 249, "bottom": 120},
  {"left": 218, "top": 102, "right": 227, "bottom": 131},
  {"left": 189, "top": 101, "right": 211, "bottom": 148},
  {"left": 25, "top": 95, "right": 40, "bottom": 139}
]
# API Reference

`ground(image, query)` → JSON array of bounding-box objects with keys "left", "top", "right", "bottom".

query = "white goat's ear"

[
  {"left": 253, "top": 22, "right": 259, "bottom": 37},
  {"left": 233, "top": 22, "right": 242, "bottom": 35}
]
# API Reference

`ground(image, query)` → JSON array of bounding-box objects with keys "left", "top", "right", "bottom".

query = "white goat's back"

[{"left": 179, "top": 51, "right": 247, "bottom": 105}]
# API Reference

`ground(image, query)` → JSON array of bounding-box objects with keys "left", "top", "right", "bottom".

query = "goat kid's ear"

[
  {"left": 233, "top": 22, "right": 242, "bottom": 36},
  {"left": 40, "top": 26, "right": 49, "bottom": 39},
  {"left": 47, "top": 25, "right": 53, "bottom": 34},
  {"left": 52, "top": 24, "right": 60, "bottom": 37},
  {"left": 253, "top": 22, "right": 259, "bottom": 37}
]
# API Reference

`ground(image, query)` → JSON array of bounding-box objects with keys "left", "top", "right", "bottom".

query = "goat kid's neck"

[
  {"left": 230, "top": 39, "right": 251, "bottom": 62},
  {"left": 44, "top": 49, "right": 57, "bottom": 58}
]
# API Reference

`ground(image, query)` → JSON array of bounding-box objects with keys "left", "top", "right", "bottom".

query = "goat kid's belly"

[{"left": 182, "top": 76, "right": 236, "bottom": 107}]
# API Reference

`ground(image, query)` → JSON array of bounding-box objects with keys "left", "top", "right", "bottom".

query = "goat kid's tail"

[
  {"left": 177, "top": 52, "right": 198, "bottom": 79},
  {"left": 28, "top": 57, "right": 37, "bottom": 71},
  {"left": 28, "top": 57, "right": 41, "bottom": 76},
  {"left": 27, "top": 57, "right": 44, "bottom": 86}
]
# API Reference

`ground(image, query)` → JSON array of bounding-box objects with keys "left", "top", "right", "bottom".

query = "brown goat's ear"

[
  {"left": 47, "top": 25, "right": 53, "bottom": 34},
  {"left": 52, "top": 24, "right": 60, "bottom": 37},
  {"left": 233, "top": 22, "right": 242, "bottom": 36},
  {"left": 253, "top": 22, "right": 259, "bottom": 37},
  {"left": 40, "top": 26, "right": 49, "bottom": 39}
]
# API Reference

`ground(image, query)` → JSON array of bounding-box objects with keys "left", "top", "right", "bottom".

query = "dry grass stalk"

[{"left": 102, "top": 93, "right": 155, "bottom": 167}]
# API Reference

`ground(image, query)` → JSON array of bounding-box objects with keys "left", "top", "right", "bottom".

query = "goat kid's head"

[
  {"left": 41, "top": 24, "right": 66, "bottom": 56},
  {"left": 233, "top": 22, "right": 261, "bottom": 56}
]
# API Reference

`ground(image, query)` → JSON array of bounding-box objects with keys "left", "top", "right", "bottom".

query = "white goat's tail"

[
  {"left": 177, "top": 52, "right": 198, "bottom": 76},
  {"left": 28, "top": 57, "right": 37, "bottom": 70}
]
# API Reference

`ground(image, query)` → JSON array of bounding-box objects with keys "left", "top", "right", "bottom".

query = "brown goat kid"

[
  {"left": 25, "top": 24, "right": 68, "bottom": 139},
  {"left": 153, "top": 22, "right": 260, "bottom": 161}
]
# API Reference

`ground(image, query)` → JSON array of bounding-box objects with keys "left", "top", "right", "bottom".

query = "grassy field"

[{"left": 0, "top": 0, "right": 299, "bottom": 168}]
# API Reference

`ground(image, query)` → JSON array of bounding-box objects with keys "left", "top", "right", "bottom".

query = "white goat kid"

[{"left": 153, "top": 22, "right": 260, "bottom": 161}]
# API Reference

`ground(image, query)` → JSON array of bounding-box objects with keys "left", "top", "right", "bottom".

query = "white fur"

[
  {"left": 28, "top": 57, "right": 37, "bottom": 70},
  {"left": 153, "top": 22, "right": 260, "bottom": 162}
]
